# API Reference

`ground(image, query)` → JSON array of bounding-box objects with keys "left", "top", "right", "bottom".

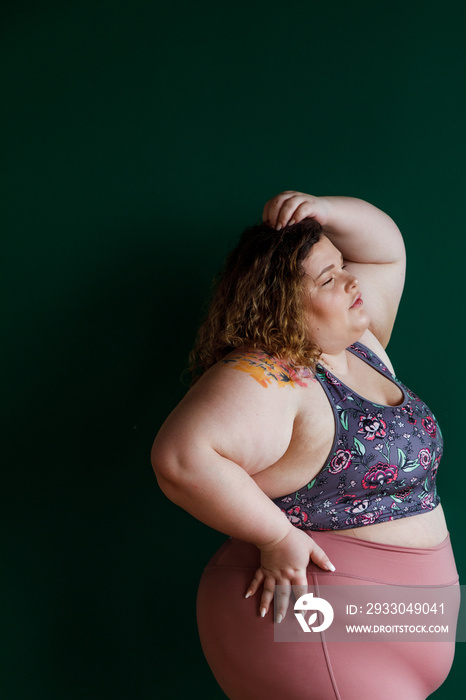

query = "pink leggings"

[{"left": 196, "top": 530, "right": 460, "bottom": 700}]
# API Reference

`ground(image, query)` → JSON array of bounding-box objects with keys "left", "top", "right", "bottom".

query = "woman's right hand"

[
  {"left": 262, "top": 190, "right": 331, "bottom": 231},
  {"left": 245, "top": 526, "right": 336, "bottom": 623}
]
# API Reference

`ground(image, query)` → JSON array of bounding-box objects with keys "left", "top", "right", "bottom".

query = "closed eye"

[{"left": 321, "top": 265, "right": 347, "bottom": 286}]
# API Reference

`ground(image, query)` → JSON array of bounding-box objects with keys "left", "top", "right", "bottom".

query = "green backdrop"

[{"left": 2, "top": 1, "right": 465, "bottom": 698}]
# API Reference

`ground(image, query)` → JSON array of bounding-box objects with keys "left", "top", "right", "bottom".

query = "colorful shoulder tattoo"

[{"left": 221, "top": 351, "right": 315, "bottom": 388}]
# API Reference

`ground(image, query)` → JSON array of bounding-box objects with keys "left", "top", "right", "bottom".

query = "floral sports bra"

[{"left": 271, "top": 342, "right": 442, "bottom": 531}]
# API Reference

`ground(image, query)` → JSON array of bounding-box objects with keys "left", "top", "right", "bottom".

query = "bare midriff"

[{"left": 332, "top": 504, "right": 448, "bottom": 548}]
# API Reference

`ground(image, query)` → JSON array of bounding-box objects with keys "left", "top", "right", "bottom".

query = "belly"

[{"left": 334, "top": 503, "right": 448, "bottom": 548}]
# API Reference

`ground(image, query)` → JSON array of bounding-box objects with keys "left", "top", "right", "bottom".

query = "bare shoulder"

[
  {"left": 218, "top": 347, "right": 317, "bottom": 389},
  {"left": 184, "top": 347, "right": 319, "bottom": 421},
  {"left": 155, "top": 349, "right": 320, "bottom": 474}
]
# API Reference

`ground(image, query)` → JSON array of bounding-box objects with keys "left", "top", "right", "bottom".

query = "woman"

[{"left": 151, "top": 191, "right": 459, "bottom": 699}]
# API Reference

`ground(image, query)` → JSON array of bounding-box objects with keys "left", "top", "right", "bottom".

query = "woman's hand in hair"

[
  {"left": 245, "top": 525, "right": 335, "bottom": 623},
  {"left": 263, "top": 191, "right": 331, "bottom": 231}
]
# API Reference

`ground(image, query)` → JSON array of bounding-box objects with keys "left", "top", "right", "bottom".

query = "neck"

[{"left": 319, "top": 348, "right": 351, "bottom": 374}]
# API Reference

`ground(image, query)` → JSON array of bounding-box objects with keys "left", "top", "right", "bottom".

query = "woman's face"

[{"left": 301, "top": 235, "right": 370, "bottom": 354}]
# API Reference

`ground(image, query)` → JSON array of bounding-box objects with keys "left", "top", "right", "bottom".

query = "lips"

[{"left": 350, "top": 294, "right": 363, "bottom": 308}]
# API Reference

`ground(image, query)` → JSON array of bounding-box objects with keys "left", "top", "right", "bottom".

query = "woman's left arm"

[{"left": 263, "top": 191, "right": 406, "bottom": 348}]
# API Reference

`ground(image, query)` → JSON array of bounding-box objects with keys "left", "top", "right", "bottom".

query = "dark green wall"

[{"left": 2, "top": 1, "right": 465, "bottom": 698}]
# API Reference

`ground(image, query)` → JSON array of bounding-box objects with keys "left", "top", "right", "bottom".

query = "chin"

[{"left": 351, "top": 319, "right": 371, "bottom": 344}]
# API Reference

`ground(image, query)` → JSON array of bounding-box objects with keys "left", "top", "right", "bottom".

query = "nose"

[{"left": 344, "top": 272, "right": 358, "bottom": 291}]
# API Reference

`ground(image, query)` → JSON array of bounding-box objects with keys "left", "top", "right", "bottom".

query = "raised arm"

[
  {"left": 263, "top": 191, "right": 406, "bottom": 348},
  {"left": 151, "top": 355, "right": 335, "bottom": 620}
]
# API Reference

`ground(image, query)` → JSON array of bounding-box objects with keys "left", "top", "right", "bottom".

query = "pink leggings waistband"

[
  {"left": 304, "top": 530, "right": 459, "bottom": 586},
  {"left": 207, "top": 530, "right": 459, "bottom": 587}
]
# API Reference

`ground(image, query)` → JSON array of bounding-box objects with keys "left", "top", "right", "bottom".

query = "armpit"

[{"left": 221, "top": 351, "right": 315, "bottom": 388}]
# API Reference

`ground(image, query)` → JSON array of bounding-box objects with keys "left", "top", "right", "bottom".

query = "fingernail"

[
  {"left": 260, "top": 607, "right": 267, "bottom": 618},
  {"left": 245, "top": 590, "right": 251, "bottom": 599},
  {"left": 276, "top": 613, "right": 283, "bottom": 624},
  {"left": 288, "top": 219, "right": 295, "bottom": 226},
  {"left": 327, "top": 562, "right": 336, "bottom": 572},
  {"left": 276, "top": 223, "right": 282, "bottom": 231}
]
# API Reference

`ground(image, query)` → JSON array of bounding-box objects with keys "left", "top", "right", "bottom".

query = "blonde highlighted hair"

[{"left": 189, "top": 218, "right": 323, "bottom": 383}]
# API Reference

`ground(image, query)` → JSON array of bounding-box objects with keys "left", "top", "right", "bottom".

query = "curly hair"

[{"left": 188, "top": 218, "right": 323, "bottom": 383}]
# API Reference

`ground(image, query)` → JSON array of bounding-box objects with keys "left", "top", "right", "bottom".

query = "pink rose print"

[
  {"left": 329, "top": 449, "right": 352, "bottom": 474},
  {"left": 352, "top": 511, "right": 381, "bottom": 526},
  {"left": 401, "top": 404, "right": 417, "bottom": 425},
  {"left": 418, "top": 448, "right": 431, "bottom": 469},
  {"left": 362, "top": 463, "right": 398, "bottom": 489},
  {"left": 343, "top": 497, "right": 369, "bottom": 514},
  {"left": 431, "top": 456, "right": 440, "bottom": 480},
  {"left": 358, "top": 414, "right": 387, "bottom": 441},
  {"left": 350, "top": 345, "right": 368, "bottom": 358},
  {"left": 395, "top": 486, "right": 413, "bottom": 501},
  {"left": 422, "top": 416, "right": 437, "bottom": 438},
  {"left": 421, "top": 492, "right": 436, "bottom": 510},
  {"left": 325, "top": 372, "right": 341, "bottom": 386},
  {"left": 285, "top": 506, "right": 308, "bottom": 527}
]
